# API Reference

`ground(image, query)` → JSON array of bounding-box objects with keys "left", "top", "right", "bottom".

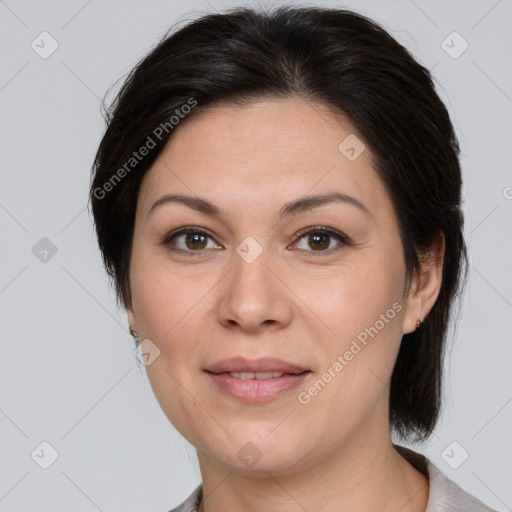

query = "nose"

[{"left": 216, "top": 242, "right": 293, "bottom": 333}]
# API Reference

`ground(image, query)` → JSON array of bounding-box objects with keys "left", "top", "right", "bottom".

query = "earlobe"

[
  {"left": 127, "top": 308, "right": 138, "bottom": 337},
  {"left": 401, "top": 232, "right": 445, "bottom": 335},
  {"left": 401, "top": 276, "right": 423, "bottom": 334}
]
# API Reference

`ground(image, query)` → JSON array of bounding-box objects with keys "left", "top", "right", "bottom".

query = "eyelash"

[{"left": 161, "top": 225, "right": 350, "bottom": 257}]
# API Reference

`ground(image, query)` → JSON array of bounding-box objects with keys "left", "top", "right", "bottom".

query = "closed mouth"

[{"left": 225, "top": 371, "right": 309, "bottom": 380}]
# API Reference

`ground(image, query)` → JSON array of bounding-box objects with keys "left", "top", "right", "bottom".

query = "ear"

[
  {"left": 401, "top": 232, "right": 445, "bottom": 334},
  {"left": 127, "top": 307, "right": 137, "bottom": 334}
]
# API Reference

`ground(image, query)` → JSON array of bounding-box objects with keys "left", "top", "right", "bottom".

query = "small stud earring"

[{"left": 416, "top": 319, "right": 422, "bottom": 329}]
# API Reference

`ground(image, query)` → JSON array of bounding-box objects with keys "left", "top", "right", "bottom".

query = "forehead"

[{"left": 138, "top": 97, "right": 387, "bottom": 218}]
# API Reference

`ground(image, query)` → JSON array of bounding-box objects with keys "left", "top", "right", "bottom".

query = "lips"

[
  {"left": 205, "top": 356, "right": 309, "bottom": 375},
  {"left": 207, "top": 371, "right": 311, "bottom": 403}
]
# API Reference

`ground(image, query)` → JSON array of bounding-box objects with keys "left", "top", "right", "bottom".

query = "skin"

[{"left": 127, "top": 97, "right": 444, "bottom": 512}]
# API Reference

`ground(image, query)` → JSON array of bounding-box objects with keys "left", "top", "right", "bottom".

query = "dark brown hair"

[{"left": 89, "top": 5, "right": 467, "bottom": 443}]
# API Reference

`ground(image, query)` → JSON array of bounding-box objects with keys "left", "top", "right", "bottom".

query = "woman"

[{"left": 89, "top": 5, "right": 497, "bottom": 511}]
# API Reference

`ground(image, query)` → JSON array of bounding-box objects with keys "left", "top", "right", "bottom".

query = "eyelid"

[
  {"left": 161, "top": 226, "right": 217, "bottom": 245},
  {"left": 292, "top": 225, "right": 350, "bottom": 243}
]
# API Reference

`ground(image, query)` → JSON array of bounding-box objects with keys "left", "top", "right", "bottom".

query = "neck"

[{"left": 196, "top": 425, "right": 429, "bottom": 512}]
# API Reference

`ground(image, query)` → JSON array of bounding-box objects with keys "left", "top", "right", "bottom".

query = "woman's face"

[{"left": 127, "top": 97, "right": 428, "bottom": 474}]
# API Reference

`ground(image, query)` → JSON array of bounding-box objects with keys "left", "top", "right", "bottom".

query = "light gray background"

[{"left": 1, "top": 0, "right": 511, "bottom": 511}]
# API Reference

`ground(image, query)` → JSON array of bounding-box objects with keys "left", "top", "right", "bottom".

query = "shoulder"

[
  {"left": 165, "top": 483, "right": 202, "bottom": 512},
  {"left": 425, "top": 460, "right": 498, "bottom": 512},
  {"left": 394, "top": 444, "right": 498, "bottom": 512}
]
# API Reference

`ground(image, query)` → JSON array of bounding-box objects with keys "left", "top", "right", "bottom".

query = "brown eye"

[
  {"left": 292, "top": 227, "right": 349, "bottom": 254},
  {"left": 183, "top": 232, "right": 208, "bottom": 250},
  {"left": 307, "top": 233, "right": 330, "bottom": 250},
  {"left": 161, "top": 227, "right": 221, "bottom": 256}
]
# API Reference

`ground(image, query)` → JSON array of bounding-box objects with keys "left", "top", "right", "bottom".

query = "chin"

[{"left": 197, "top": 427, "right": 316, "bottom": 475}]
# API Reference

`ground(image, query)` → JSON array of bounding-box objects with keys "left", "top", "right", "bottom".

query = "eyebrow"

[{"left": 147, "top": 192, "right": 371, "bottom": 220}]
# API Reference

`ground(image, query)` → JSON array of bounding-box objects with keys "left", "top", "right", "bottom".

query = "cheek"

[
  {"left": 291, "top": 256, "right": 402, "bottom": 342},
  {"left": 292, "top": 257, "right": 404, "bottom": 402},
  {"left": 129, "top": 254, "right": 213, "bottom": 442},
  {"left": 130, "top": 244, "right": 214, "bottom": 340}
]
